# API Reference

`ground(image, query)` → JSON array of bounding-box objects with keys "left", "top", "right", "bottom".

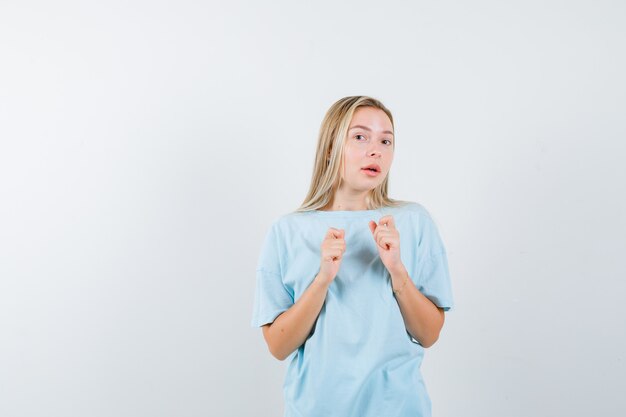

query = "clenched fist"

[
  {"left": 318, "top": 227, "right": 346, "bottom": 283},
  {"left": 368, "top": 215, "right": 403, "bottom": 274}
]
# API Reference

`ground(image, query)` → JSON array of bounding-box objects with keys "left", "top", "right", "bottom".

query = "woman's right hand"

[{"left": 318, "top": 227, "right": 345, "bottom": 283}]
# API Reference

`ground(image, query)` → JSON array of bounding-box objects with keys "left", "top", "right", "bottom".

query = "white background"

[{"left": 1, "top": 1, "right": 625, "bottom": 416}]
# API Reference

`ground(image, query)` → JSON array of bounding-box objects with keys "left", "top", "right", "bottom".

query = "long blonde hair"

[{"left": 295, "top": 96, "right": 408, "bottom": 213}]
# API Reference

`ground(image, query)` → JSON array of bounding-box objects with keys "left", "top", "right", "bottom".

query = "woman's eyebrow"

[{"left": 349, "top": 125, "right": 394, "bottom": 136}]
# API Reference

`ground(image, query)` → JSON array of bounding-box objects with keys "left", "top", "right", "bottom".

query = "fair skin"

[{"left": 262, "top": 106, "right": 445, "bottom": 361}]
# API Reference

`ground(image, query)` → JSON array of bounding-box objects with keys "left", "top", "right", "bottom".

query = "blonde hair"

[{"left": 294, "top": 95, "right": 409, "bottom": 213}]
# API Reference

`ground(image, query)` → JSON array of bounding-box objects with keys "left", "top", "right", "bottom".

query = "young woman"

[{"left": 251, "top": 96, "right": 454, "bottom": 417}]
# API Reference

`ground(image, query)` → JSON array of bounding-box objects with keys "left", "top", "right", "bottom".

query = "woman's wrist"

[
  {"left": 388, "top": 262, "right": 407, "bottom": 279},
  {"left": 313, "top": 272, "right": 333, "bottom": 288},
  {"left": 389, "top": 264, "right": 410, "bottom": 296},
  {"left": 392, "top": 275, "right": 409, "bottom": 296}
]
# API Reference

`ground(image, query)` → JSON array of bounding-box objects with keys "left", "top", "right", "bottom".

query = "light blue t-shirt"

[{"left": 251, "top": 201, "right": 454, "bottom": 417}]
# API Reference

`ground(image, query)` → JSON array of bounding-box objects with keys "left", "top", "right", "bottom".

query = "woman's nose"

[{"left": 369, "top": 149, "right": 382, "bottom": 157}]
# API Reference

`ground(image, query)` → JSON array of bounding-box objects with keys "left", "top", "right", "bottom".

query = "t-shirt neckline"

[{"left": 309, "top": 208, "right": 385, "bottom": 217}]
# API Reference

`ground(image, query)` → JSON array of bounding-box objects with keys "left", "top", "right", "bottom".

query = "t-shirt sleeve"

[
  {"left": 413, "top": 211, "right": 455, "bottom": 312},
  {"left": 251, "top": 221, "right": 294, "bottom": 327}
]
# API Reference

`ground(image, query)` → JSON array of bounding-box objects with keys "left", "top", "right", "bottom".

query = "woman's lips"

[{"left": 361, "top": 168, "right": 380, "bottom": 177}]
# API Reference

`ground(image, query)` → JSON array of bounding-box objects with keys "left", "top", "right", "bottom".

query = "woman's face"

[{"left": 338, "top": 106, "right": 394, "bottom": 193}]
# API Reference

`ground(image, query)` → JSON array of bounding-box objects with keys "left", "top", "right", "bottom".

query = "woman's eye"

[
  {"left": 383, "top": 139, "right": 392, "bottom": 145},
  {"left": 355, "top": 134, "right": 366, "bottom": 140}
]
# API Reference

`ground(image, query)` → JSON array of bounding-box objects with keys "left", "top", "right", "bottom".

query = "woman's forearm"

[
  {"left": 389, "top": 264, "right": 445, "bottom": 348},
  {"left": 262, "top": 274, "right": 331, "bottom": 361}
]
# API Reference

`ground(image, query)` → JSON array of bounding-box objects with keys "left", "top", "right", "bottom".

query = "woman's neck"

[{"left": 322, "top": 193, "right": 371, "bottom": 211}]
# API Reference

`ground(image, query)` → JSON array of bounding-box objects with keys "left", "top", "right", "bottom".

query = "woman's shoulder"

[
  {"left": 265, "top": 209, "right": 311, "bottom": 230},
  {"left": 389, "top": 200, "right": 433, "bottom": 218},
  {"left": 388, "top": 201, "right": 447, "bottom": 235}
]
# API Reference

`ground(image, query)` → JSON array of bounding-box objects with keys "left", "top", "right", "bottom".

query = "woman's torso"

[{"left": 275, "top": 203, "right": 433, "bottom": 417}]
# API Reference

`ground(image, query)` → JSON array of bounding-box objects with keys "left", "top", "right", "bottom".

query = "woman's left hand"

[{"left": 368, "top": 215, "right": 403, "bottom": 274}]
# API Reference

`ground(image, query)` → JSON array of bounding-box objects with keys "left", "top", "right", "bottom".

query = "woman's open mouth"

[{"left": 361, "top": 167, "right": 381, "bottom": 177}]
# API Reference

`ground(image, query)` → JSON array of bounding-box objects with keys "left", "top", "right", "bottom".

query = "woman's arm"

[
  {"left": 389, "top": 264, "right": 445, "bottom": 348},
  {"left": 262, "top": 274, "right": 332, "bottom": 361}
]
